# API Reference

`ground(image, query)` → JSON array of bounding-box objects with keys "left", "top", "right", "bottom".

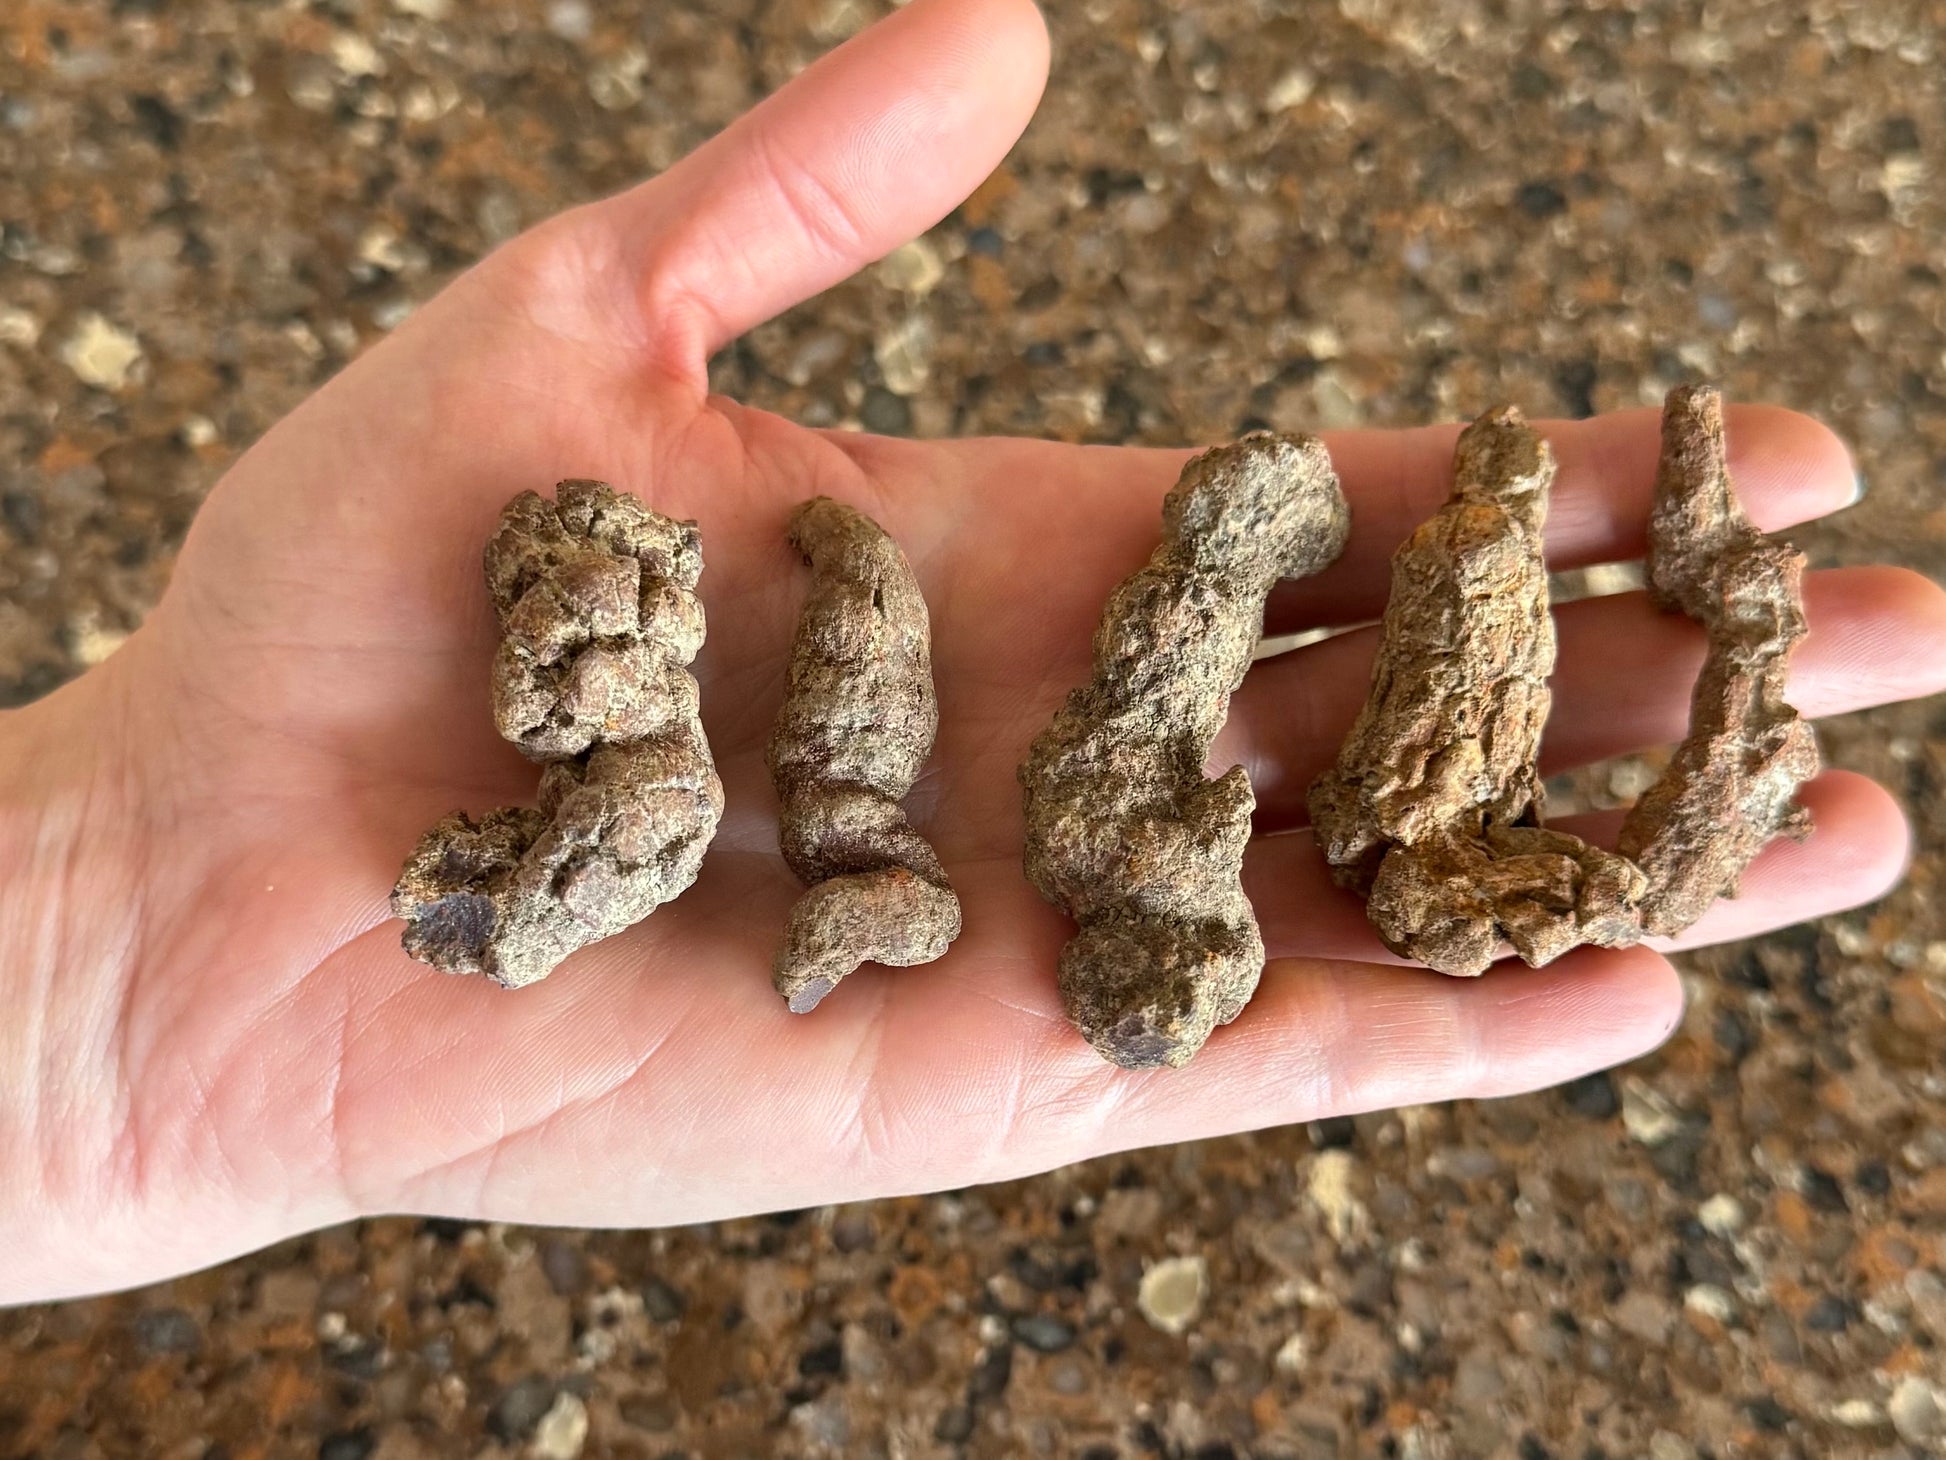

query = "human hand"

[{"left": 4, "top": 0, "right": 1942, "bottom": 1302}]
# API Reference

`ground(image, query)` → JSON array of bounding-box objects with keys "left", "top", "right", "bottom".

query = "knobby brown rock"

[
  {"left": 1618, "top": 384, "right": 1822, "bottom": 932},
  {"left": 1022, "top": 434, "right": 1351, "bottom": 1068},
  {"left": 393, "top": 479, "right": 724, "bottom": 988},
  {"left": 768, "top": 497, "right": 960, "bottom": 1012}
]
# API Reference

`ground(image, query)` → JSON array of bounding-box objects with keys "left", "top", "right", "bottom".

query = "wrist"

[
  {"left": 0, "top": 664, "right": 156, "bottom": 1299},
  {"left": 0, "top": 648, "right": 366, "bottom": 1301}
]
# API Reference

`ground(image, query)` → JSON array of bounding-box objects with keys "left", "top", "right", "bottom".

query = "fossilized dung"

[
  {"left": 1616, "top": 385, "right": 1820, "bottom": 933},
  {"left": 1309, "top": 407, "right": 1646, "bottom": 975},
  {"left": 768, "top": 497, "right": 960, "bottom": 1012},
  {"left": 393, "top": 479, "right": 724, "bottom": 988},
  {"left": 1022, "top": 434, "right": 1351, "bottom": 1069},
  {"left": 1311, "top": 389, "right": 1816, "bottom": 976}
]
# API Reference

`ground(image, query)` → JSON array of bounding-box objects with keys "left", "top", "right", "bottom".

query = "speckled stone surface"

[{"left": 3, "top": 2, "right": 1945, "bottom": 1457}]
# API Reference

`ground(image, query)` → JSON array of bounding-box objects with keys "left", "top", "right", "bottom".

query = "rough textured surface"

[
  {"left": 1310, "top": 407, "right": 1648, "bottom": 974},
  {"left": 392, "top": 480, "right": 723, "bottom": 988},
  {"left": 1618, "top": 384, "right": 1824, "bottom": 935},
  {"left": 1310, "top": 409, "right": 1559, "bottom": 892},
  {"left": 1317, "top": 393, "right": 1815, "bottom": 976},
  {"left": 768, "top": 496, "right": 959, "bottom": 1013},
  {"left": 7, "top": 3, "right": 1946, "bottom": 1455},
  {"left": 1022, "top": 434, "right": 1349, "bottom": 1068}
]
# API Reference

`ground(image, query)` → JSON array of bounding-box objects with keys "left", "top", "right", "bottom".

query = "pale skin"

[{"left": 3, "top": 0, "right": 1944, "bottom": 1305}]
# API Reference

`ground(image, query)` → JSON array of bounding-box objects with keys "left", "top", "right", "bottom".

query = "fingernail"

[{"left": 1847, "top": 471, "right": 1867, "bottom": 507}]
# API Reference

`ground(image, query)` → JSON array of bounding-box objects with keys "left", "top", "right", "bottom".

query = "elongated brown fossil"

[
  {"left": 1022, "top": 434, "right": 1351, "bottom": 1069},
  {"left": 768, "top": 497, "right": 960, "bottom": 1012},
  {"left": 1617, "top": 385, "right": 1821, "bottom": 933},
  {"left": 393, "top": 479, "right": 724, "bottom": 988}
]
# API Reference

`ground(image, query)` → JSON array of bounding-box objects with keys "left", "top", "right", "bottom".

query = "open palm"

[{"left": 7, "top": 0, "right": 1944, "bottom": 1301}]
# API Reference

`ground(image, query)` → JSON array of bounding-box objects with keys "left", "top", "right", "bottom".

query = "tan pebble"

[
  {"left": 877, "top": 239, "right": 946, "bottom": 297},
  {"left": 530, "top": 1392, "right": 588, "bottom": 1460},
  {"left": 57, "top": 313, "right": 143, "bottom": 390},
  {"left": 1137, "top": 1255, "right": 1207, "bottom": 1335},
  {"left": 1620, "top": 1078, "right": 1684, "bottom": 1146},
  {"left": 1265, "top": 67, "right": 1316, "bottom": 110},
  {"left": 1273, "top": 1332, "right": 1307, "bottom": 1374},
  {"left": 0, "top": 306, "right": 42, "bottom": 347},
  {"left": 70, "top": 614, "right": 129, "bottom": 667},
  {"left": 1827, "top": 1398, "right": 1883, "bottom": 1428},
  {"left": 1684, "top": 1283, "right": 1736, "bottom": 1324},
  {"left": 1612, "top": 1289, "right": 1672, "bottom": 1346},
  {"left": 356, "top": 224, "right": 408, "bottom": 273},
  {"left": 874, "top": 314, "right": 933, "bottom": 396},
  {"left": 1697, "top": 1194, "right": 1744, "bottom": 1236},
  {"left": 1305, "top": 1150, "right": 1372, "bottom": 1247},
  {"left": 330, "top": 32, "right": 384, "bottom": 78},
  {"left": 1889, "top": 1376, "right": 1945, "bottom": 1443}
]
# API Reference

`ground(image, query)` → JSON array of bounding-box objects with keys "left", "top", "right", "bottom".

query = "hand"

[{"left": 3, "top": 0, "right": 1942, "bottom": 1302}]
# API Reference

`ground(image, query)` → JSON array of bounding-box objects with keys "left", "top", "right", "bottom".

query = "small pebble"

[
  {"left": 539, "top": 1239, "right": 585, "bottom": 1297},
  {"left": 531, "top": 1392, "right": 589, "bottom": 1460},
  {"left": 933, "top": 1406, "right": 975, "bottom": 1444},
  {"left": 317, "top": 1430, "right": 375, "bottom": 1460},
  {"left": 178, "top": 414, "right": 219, "bottom": 447},
  {"left": 1305, "top": 1150, "right": 1371, "bottom": 1246},
  {"left": 1802, "top": 1293, "right": 1855, "bottom": 1332},
  {"left": 0, "top": 306, "right": 42, "bottom": 347},
  {"left": 1011, "top": 1313, "right": 1076, "bottom": 1353},
  {"left": 546, "top": 0, "right": 593, "bottom": 41},
  {"left": 488, "top": 1376, "right": 558, "bottom": 1443},
  {"left": 1273, "top": 1333, "right": 1308, "bottom": 1375},
  {"left": 1620, "top": 1078, "right": 1683, "bottom": 1147},
  {"left": 1696, "top": 1194, "right": 1744, "bottom": 1236},
  {"left": 1048, "top": 1357, "right": 1088, "bottom": 1394},
  {"left": 877, "top": 239, "right": 945, "bottom": 296},
  {"left": 130, "top": 1307, "right": 200, "bottom": 1354},
  {"left": 1889, "top": 1376, "right": 1945, "bottom": 1443},
  {"left": 789, "top": 1392, "right": 850, "bottom": 1450},
  {"left": 356, "top": 224, "right": 409, "bottom": 274},
  {"left": 1683, "top": 1284, "right": 1736, "bottom": 1323},
  {"left": 1743, "top": 1395, "right": 1792, "bottom": 1433},
  {"left": 1137, "top": 1255, "right": 1207, "bottom": 1335},
  {"left": 589, "top": 47, "right": 648, "bottom": 110},
  {"left": 57, "top": 312, "right": 143, "bottom": 390},
  {"left": 330, "top": 33, "right": 383, "bottom": 78},
  {"left": 1559, "top": 1071, "right": 1620, "bottom": 1119},
  {"left": 1265, "top": 67, "right": 1315, "bottom": 110},
  {"left": 1427, "top": 1147, "right": 1500, "bottom": 1181},
  {"left": 641, "top": 1276, "right": 684, "bottom": 1323},
  {"left": 1613, "top": 1290, "right": 1673, "bottom": 1346},
  {"left": 830, "top": 1212, "right": 875, "bottom": 1253},
  {"left": 873, "top": 314, "right": 933, "bottom": 395},
  {"left": 859, "top": 386, "right": 912, "bottom": 435}
]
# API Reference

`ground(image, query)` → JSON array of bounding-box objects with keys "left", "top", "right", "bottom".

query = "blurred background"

[{"left": 3, "top": 1, "right": 1944, "bottom": 1456}]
